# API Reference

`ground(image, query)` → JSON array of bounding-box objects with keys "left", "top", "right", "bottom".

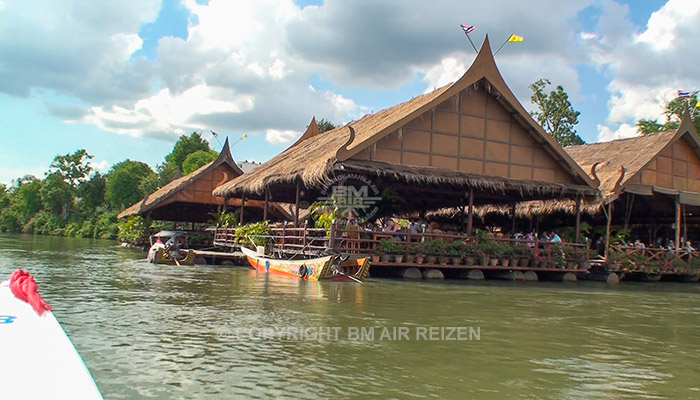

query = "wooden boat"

[
  {"left": 241, "top": 246, "right": 370, "bottom": 282},
  {"left": 147, "top": 230, "right": 195, "bottom": 265},
  {"left": 1, "top": 272, "right": 103, "bottom": 399}
]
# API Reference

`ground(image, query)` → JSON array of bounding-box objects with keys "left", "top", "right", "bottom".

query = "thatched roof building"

[
  {"left": 566, "top": 112, "right": 700, "bottom": 206},
  {"left": 119, "top": 139, "right": 291, "bottom": 223},
  {"left": 214, "top": 36, "right": 598, "bottom": 219}
]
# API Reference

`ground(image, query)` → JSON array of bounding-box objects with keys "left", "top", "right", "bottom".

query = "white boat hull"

[{"left": 0, "top": 281, "right": 103, "bottom": 399}]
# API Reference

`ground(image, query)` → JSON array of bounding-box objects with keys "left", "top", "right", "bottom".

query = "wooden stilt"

[
  {"left": 467, "top": 187, "right": 474, "bottom": 235},
  {"left": 575, "top": 196, "right": 582, "bottom": 243},
  {"left": 239, "top": 194, "right": 245, "bottom": 225},
  {"left": 605, "top": 202, "right": 613, "bottom": 260},
  {"left": 294, "top": 180, "right": 300, "bottom": 228},
  {"left": 263, "top": 188, "right": 269, "bottom": 221},
  {"left": 676, "top": 196, "right": 681, "bottom": 253}
]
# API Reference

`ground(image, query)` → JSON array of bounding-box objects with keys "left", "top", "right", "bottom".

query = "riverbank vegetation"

[{"left": 0, "top": 133, "right": 218, "bottom": 242}]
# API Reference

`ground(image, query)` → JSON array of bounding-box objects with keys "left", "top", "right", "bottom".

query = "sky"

[{"left": 1, "top": 0, "right": 699, "bottom": 185}]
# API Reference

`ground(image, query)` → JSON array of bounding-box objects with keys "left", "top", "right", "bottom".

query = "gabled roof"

[
  {"left": 566, "top": 107, "right": 700, "bottom": 203},
  {"left": 119, "top": 138, "right": 243, "bottom": 219},
  {"left": 214, "top": 36, "right": 596, "bottom": 200}
]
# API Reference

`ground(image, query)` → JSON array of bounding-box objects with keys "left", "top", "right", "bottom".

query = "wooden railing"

[{"left": 213, "top": 223, "right": 589, "bottom": 267}]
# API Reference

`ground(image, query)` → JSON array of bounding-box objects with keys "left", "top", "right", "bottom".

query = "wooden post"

[
  {"left": 460, "top": 204, "right": 465, "bottom": 233},
  {"left": 263, "top": 188, "right": 269, "bottom": 221},
  {"left": 676, "top": 196, "right": 681, "bottom": 253},
  {"left": 294, "top": 180, "right": 301, "bottom": 228},
  {"left": 604, "top": 202, "right": 613, "bottom": 260},
  {"left": 239, "top": 194, "right": 245, "bottom": 225},
  {"left": 575, "top": 196, "right": 582, "bottom": 243},
  {"left": 467, "top": 187, "right": 474, "bottom": 235},
  {"left": 510, "top": 202, "right": 516, "bottom": 234}
]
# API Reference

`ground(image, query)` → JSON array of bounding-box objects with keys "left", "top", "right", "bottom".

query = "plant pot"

[
  {"left": 451, "top": 256, "right": 462, "bottom": 265},
  {"left": 416, "top": 255, "right": 425, "bottom": 264},
  {"left": 465, "top": 256, "right": 476, "bottom": 266},
  {"left": 405, "top": 254, "right": 415, "bottom": 264},
  {"left": 371, "top": 255, "right": 380, "bottom": 263},
  {"left": 425, "top": 255, "right": 437, "bottom": 264},
  {"left": 566, "top": 261, "right": 576, "bottom": 269},
  {"left": 394, "top": 254, "right": 404, "bottom": 263},
  {"left": 519, "top": 258, "right": 529, "bottom": 267},
  {"left": 380, "top": 254, "right": 390, "bottom": 262},
  {"left": 438, "top": 256, "right": 450, "bottom": 265},
  {"left": 481, "top": 256, "right": 490, "bottom": 266},
  {"left": 501, "top": 258, "right": 510, "bottom": 267},
  {"left": 489, "top": 258, "right": 499, "bottom": 267}
]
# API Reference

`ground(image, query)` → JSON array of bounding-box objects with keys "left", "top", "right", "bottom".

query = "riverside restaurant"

[{"left": 212, "top": 37, "right": 601, "bottom": 282}]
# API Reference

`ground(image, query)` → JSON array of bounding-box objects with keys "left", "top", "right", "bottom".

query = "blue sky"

[{"left": 1, "top": 0, "right": 699, "bottom": 185}]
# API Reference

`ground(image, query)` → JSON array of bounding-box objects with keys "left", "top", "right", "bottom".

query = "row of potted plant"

[
  {"left": 607, "top": 250, "right": 700, "bottom": 274},
  {"left": 373, "top": 238, "right": 590, "bottom": 269}
]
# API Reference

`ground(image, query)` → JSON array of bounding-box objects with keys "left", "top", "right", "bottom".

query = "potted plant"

[
  {"left": 513, "top": 243, "right": 533, "bottom": 267},
  {"left": 414, "top": 241, "right": 425, "bottom": 264},
  {"left": 462, "top": 240, "right": 477, "bottom": 265},
  {"left": 447, "top": 241, "right": 463, "bottom": 265},
  {"left": 550, "top": 244, "right": 565, "bottom": 268},
  {"left": 377, "top": 238, "right": 398, "bottom": 262}
]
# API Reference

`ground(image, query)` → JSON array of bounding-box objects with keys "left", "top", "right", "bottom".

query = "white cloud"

[
  {"left": 90, "top": 160, "right": 110, "bottom": 174},
  {"left": 589, "top": 0, "right": 700, "bottom": 141},
  {"left": 597, "top": 122, "right": 639, "bottom": 142},
  {"left": 265, "top": 129, "right": 300, "bottom": 145}
]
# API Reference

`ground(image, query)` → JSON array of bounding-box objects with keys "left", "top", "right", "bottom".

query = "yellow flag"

[
  {"left": 508, "top": 34, "right": 523, "bottom": 42},
  {"left": 696, "top": 100, "right": 700, "bottom": 108}
]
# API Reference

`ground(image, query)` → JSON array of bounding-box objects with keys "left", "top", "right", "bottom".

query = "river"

[{"left": 1, "top": 234, "right": 700, "bottom": 399}]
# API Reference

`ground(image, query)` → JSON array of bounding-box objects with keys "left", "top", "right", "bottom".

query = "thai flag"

[
  {"left": 461, "top": 24, "right": 475, "bottom": 35},
  {"left": 678, "top": 90, "right": 690, "bottom": 98}
]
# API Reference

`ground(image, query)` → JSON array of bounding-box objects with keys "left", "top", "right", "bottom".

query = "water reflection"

[{"left": 1, "top": 234, "right": 700, "bottom": 399}]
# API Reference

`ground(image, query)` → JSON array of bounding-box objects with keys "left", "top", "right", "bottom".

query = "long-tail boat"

[
  {"left": 146, "top": 230, "right": 195, "bottom": 265},
  {"left": 241, "top": 246, "right": 370, "bottom": 282}
]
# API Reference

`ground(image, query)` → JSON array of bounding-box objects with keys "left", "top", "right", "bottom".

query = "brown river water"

[{"left": 1, "top": 234, "right": 700, "bottom": 399}]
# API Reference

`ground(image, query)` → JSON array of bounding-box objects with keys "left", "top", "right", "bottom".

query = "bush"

[
  {"left": 235, "top": 221, "right": 272, "bottom": 246},
  {"left": 117, "top": 215, "right": 149, "bottom": 245}
]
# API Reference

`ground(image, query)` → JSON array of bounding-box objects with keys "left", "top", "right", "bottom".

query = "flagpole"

[
  {"left": 493, "top": 36, "right": 511, "bottom": 56},
  {"left": 210, "top": 130, "right": 223, "bottom": 147},
  {"left": 465, "top": 34, "right": 478, "bottom": 54}
]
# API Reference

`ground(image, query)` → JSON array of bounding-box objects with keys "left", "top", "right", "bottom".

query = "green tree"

[
  {"left": 182, "top": 149, "right": 218, "bottom": 174},
  {"left": 105, "top": 160, "right": 154, "bottom": 209},
  {"left": 317, "top": 118, "right": 336, "bottom": 133},
  {"left": 637, "top": 92, "right": 700, "bottom": 135},
  {"left": 529, "top": 78, "right": 585, "bottom": 147},
  {"left": 165, "top": 132, "right": 212, "bottom": 171},
  {"left": 10, "top": 176, "right": 42, "bottom": 224},
  {"left": 77, "top": 172, "right": 106, "bottom": 212},
  {"left": 40, "top": 173, "right": 73, "bottom": 214},
  {"left": 48, "top": 149, "right": 93, "bottom": 188}
]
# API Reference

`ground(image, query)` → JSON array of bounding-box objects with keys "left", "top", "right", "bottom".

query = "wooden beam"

[
  {"left": 263, "top": 188, "right": 269, "bottom": 221},
  {"left": 239, "top": 194, "right": 245, "bottom": 225},
  {"left": 510, "top": 201, "right": 516, "bottom": 233},
  {"left": 575, "top": 196, "right": 581, "bottom": 243},
  {"left": 676, "top": 196, "right": 681, "bottom": 253},
  {"left": 605, "top": 202, "right": 613, "bottom": 260},
  {"left": 467, "top": 187, "right": 474, "bottom": 234},
  {"left": 294, "top": 180, "right": 300, "bottom": 228}
]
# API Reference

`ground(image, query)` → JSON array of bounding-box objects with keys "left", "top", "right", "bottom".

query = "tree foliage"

[
  {"left": 317, "top": 118, "right": 336, "bottom": 133},
  {"left": 165, "top": 132, "right": 212, "bottom": 171},
  {"left": 48, "top": 149, "right": 93, "bottom": 188},
  {"left": 637, "top": 91, "right": 700, "bottom": 135},
  {"left": 529, "top": 78, "right": 585, "bottom": 147},
  {"left": 105, "top": 160, "right": 154, "bottom": 209},
  {"left": 182, "top": 150, "right": 218, "bottom": 174},
  {"left": 77, "top": 172, "right": 106, "bottom": 212},
  {"left": 40, "top": 173, "right": 73, "bottom": 214}
]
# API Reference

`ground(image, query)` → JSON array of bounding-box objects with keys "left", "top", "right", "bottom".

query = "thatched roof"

[
  {"left": 118, "top": 139, "right": 244, "bottom": 220},
  {"left": 566, "top": 109, "right": 700, "bottom": 204},
  {"left": 214, "top": 36, "right": 597, "bottom": 205}
]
